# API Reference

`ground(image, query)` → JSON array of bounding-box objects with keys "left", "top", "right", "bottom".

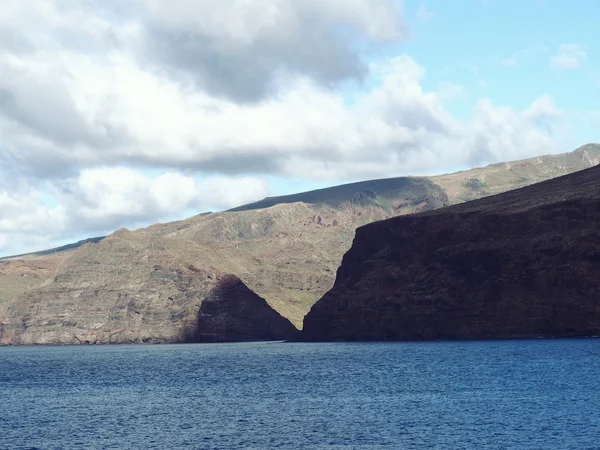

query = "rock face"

[
  {"left": 0, "top": 233, "right": 219, "bottom": 345},
  {"left": 0, "top": 179, "right": 448, "bottom": 345},
  {"left": 196, "top": 275, "right": 299, "bottom": 342},
  {"left": 302, "top": 164, "right": 600, "bottom": 341},
  {"left": 1, "top": 145, "right": 599, "bottom": 345}
]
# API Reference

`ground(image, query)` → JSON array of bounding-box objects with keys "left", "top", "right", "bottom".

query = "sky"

[{"left": 0, "top": 0, "right": 598, "bottom": 256}]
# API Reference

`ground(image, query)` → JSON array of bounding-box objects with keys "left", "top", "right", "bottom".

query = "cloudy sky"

[{"left": 0, "top": 0, "right": 598, "bottom": 256}]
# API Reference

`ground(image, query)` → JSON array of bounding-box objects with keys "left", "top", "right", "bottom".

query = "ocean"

[{"left": 1, "top": 340, "right": 599, "bottom": 449}]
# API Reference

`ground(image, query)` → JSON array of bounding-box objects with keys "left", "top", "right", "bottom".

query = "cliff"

[
  {"left": 1, "top": 145, "right": 599, "bottom": 345},
  {"left": 302, "top": 164, "right": 600, "bottom": 341},
  {"left": 0, "top": 179, "right": 447, "bottom": 345},
  {"left": 195, "top": 275, "right": 298, "bottom": 342}
]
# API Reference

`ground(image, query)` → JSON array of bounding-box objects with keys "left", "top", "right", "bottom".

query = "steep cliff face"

[
  {"left": 0, "top": 232, "right": 219, "bottom": 345},
  {"left": 0, "top": 179, "right": 447, "bottom": 345},
  {"left": 302, "top": 165, "right": 600, "bottom": 341},
  {"left": 1, "top": 145, "right": 599, "bottom": 345},
  {"left": 196, "top": 275, "right": 298, "bottom": 342},
  {"left": 0, "top": 232, "right": 296, "bottom": 345}
]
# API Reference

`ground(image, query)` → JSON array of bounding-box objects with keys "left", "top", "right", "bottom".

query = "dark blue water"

[{"left": 1, "top": 340, "right": 600, "bottom": 450}]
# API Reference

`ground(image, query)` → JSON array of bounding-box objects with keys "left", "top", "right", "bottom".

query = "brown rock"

[
  {"left": 1, "top": 145, "right": 599, "bottom": 345},
  {"left": 195, "top": 275, "right": 299, "bottom": 342},
  {"left": 302, "top": 164, "right": 600, "bottom": 341}
]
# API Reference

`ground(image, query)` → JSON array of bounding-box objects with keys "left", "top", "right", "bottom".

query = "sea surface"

[{"left": 1, "top": 340, "right": 600, "bottom": 450}]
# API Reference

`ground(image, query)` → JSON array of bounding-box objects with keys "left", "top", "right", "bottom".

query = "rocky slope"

[
  {"left": 1, "top": 144, "right": 599, "bottom": 345},
  {"left": 302, "top": 164, "right": 600, "bottom": 341},
  {"left": 196, "top": 275, "right": 298, "bottom": 342},
  {"left": 0, "top": 178, "right": 447, "bottom": 345},
  {"left": 432, "top": 143, "right": 600, "bottom": 204},
  {"left": 0, "top": 237, "right": 105, "bottom": 262}
]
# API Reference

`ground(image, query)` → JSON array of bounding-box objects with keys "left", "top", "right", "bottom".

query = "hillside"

[
  {"left": 0, "top": 237, "right": 105, "bottom": 262},
  {"left": 302, "top": 163, "right": 600, "bottom": 341},
  {"left": 232, "top": 144, "right": 600, "bottom": 210},
  {"left": 229, "top": 177, "right": 446, "bottom": 212},
  {"left": 432, "top": 143, "right": 600, "bottom": 204},
  {"left": 1, "top": 144, "right": 599, "bottom": 345},
  {"left": 0, "top": 181, "right": 446, "bottom": 345}
]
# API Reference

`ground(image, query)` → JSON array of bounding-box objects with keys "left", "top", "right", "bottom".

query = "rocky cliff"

[
  {"left": 1, "top": 145, "right": 599, "bottom": 345},
  {"left": 0, "top": 231, "right": 218, "bottom": 345},
  {"left": 302, "top": 164, "right": 600, "bottom": 341},
  {"left": 196, "top": 275, "right": 298, "bottom": 342},
  {"left": 0, "top": 179, "right": 447, "bottom": 345}
]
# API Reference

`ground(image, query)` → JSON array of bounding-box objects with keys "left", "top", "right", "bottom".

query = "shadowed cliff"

[
  {"left": 195, "top": 275, "right": 299, "bottom": 342},
  {"left": 302, "top": 163, "right": 600, "bottom": 341},
  {"left": 1, "top": 144, "right": 598, "bottom": 345}
]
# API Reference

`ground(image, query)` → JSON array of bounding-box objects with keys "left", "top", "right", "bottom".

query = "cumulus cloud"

[
  {"left": 0, "top": 179, "right": 69, "bottom": 254},
  {"left": 69, "top": 168, "right": 199, "bottom": 224},
  {"left": 197, "top": 177, "right": 270, "bottom": 210},
  {"left": 466, "top": 97, "right": 563, "bottom": 167},
  {"left": 0, "top": 0, "right": 576, "bottom": 255},
  {"left": 66, "top": 168, "right": 269, "bottom": 225},
  {"left": 524, "top": 95, "right": 561, "bottom": 120},
  {"left": 1, "top": 169, "right": 270, "bottom": 255},
  {"left": 0, "top": 182, "right": 67, "bottom": 234},
  {"left": 550, "top": 44, "right": 587, "bottom": 70},
  {"left": 136, "top": 0, "right": 407, "bottom": 102}
]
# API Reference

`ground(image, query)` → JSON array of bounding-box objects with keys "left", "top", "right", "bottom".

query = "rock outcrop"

[
  {"left": 196, "top": 275, "right": 299, "bottom": 342},
  {"left": 302, "top": 164, "right": 600, "bottom": 341},
  {"left": 1, "top": 144, "right": 599, "bottom": 345},
  {"left": 0, "top": 234, "right": 219, "bottom": 345},
  {"left": 0, "top": 180, "right": 448, "bottom": 345}
]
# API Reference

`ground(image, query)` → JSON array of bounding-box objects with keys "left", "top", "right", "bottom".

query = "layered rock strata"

[{"left": 1, "top": 145, "right": 599, "bottom": 345}]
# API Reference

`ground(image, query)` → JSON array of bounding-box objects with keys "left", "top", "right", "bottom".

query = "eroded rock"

[
  {"left": 196, "top": 275, "right": 299, "bottom": 342},
  {"left": 302, "top": 165, "right": 600, "bottom": 341}
]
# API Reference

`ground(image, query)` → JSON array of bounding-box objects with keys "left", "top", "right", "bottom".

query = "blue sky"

[
  {"left": 0, "top": 0, "right": 598, "bottom": 255},
  {"left": 270, "top": 0, "right": 598, "bottom": 195},
  {"left": 407, "top": 0, "right": 598, "bottom": 119}
]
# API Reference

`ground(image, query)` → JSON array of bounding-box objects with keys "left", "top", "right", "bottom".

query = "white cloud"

[
  {"left": 62, "top": 168, "right": 269, "bottom": 227},
  {"left": 1, "top": 47, "right": 560, "bottom": 183},
  {"left": 550, "top": 44, "right": 587, "bottom": 70},
  {"left": 467, "top": 97, "right": 563, "bottom": 166},
  {"left": 0, "top": 168, "right": 270, "bottom": 255},
  {"left": 0, "top": 0, "right": 579, "bottom": 256},
  {"left": 138, "top": 0, "right": 407, "bottom": 101},
  {"left": 524, "top": 95, "right": 562, "bottom": 120},
  {"left": 197, "top": 177, "right": 270, "bottom": 210},
  {"left": 0, "top": 183, "right": 67, "bottom": 234},
  {"left": 72, "top": 168, "right": 197, "bottom": 222}
]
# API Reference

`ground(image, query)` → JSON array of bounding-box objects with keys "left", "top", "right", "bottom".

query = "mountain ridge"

[
  {"left": 1, "top": 144, "right": 599, "bottom": 345},
  {"left": 4, "top": 143, "right": 599, "bottom": 261}
]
